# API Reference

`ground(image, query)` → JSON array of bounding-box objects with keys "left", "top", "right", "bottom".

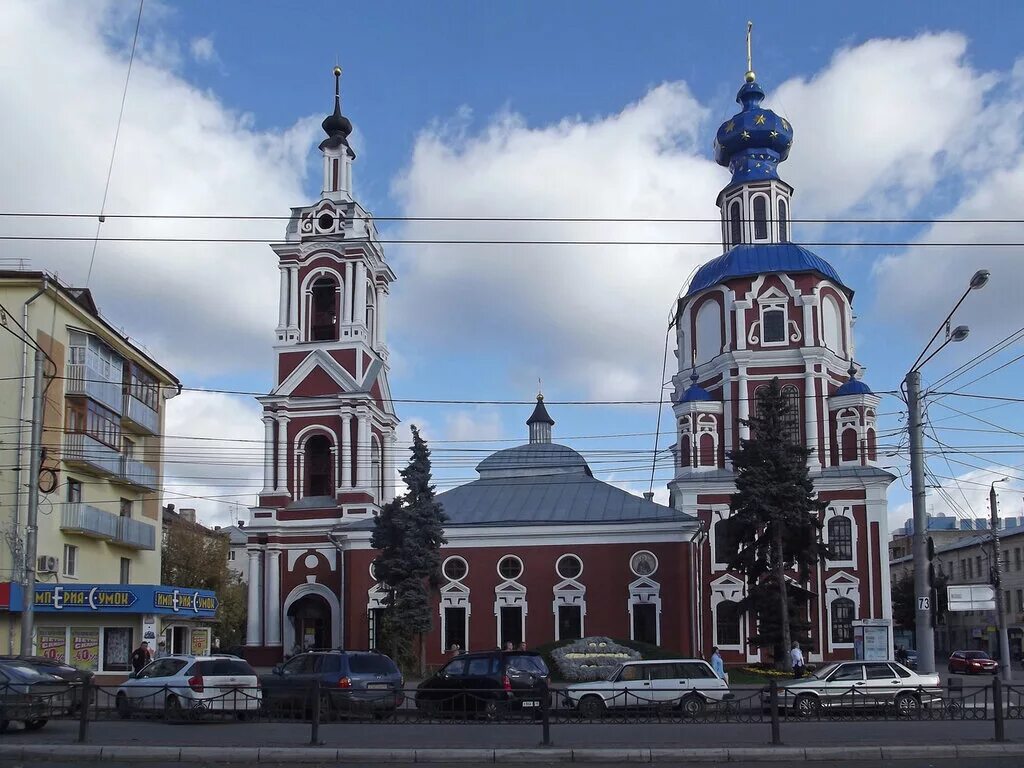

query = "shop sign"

[
  {"left": 153, "top": 589, "right": 218, "bottom": 615},
  {"left": 35, "top": 586, "right": 137, "bottom": 611},
  {"left": 37, "top": 627, "right": 67, "bottom": 662},
  {"left": 190, "top": 628, "right": 210, "bottom": 656},
  {"left": 70, "top": 628, "right": 100, "bottom": 671},
  {"left": 4, "top": 583, "right": 218, "bottom": 618}
]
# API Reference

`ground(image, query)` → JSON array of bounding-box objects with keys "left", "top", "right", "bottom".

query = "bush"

[{"left": 549, "top": 637, "right": 641, "bottom": 682}]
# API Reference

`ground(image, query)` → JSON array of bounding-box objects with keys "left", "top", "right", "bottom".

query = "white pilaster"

[
  {"left": 345, "top": 262, "right": 355, "bottom": 323},
  {"left": 383, "top": 431, "right": 397, "bottom": 503},
  {"left": 375, "top": 285, "right": 386, "bottom": 346},
  {"left": 341, "top": 414, "right": 352, "bottom": 488},
  {"left": 265, "top": 550, "right": 282, "bottom": 646},
  {"left": 331, "top": 445, "right": 339, "bottom": 495},
  {"left": 277, "top": 268, "right": 288, "bottom": 330},
  {"left": 737, "top": 368, "right": 750, "bottom": 441},
  {"left": 262, "top": 416, "right": 275, "bottom": 494},
  {"left": 288, "top": 266, "right": 299, "bottom": 329},
  {"left": 355, "top": 262, "right": 367, "bottom": 328},
  {"left": 356, "top": 411, "right": 370, "bottom": 488},
  {"left": 276, "top": 415, "right": 290, "bottom": 497},
  {"left": 804, "top": 371, "right": 820, "bottom": 467},
  {"left": 721, "top": 370, "right": 733, "bottom": 459},
  {"left": 246, "top": 550, "right": 263, "bottom": 646}
]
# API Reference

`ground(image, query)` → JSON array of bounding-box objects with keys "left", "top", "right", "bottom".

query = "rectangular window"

[
  {"left": 67, "top": 399, "right": 121, "bottom": 449},
  {"left": 762, "top": 307, "right": 786, "bottom": 343},
  {"left": 1017, "top": 590, "right": 1023, "bottom": 613},
  {"left": 119, "top": 498, "right": 132, "bottom": 518},
  {"left": 1016, "top": 548, "right": 1021, "bottom": 571},
  {"left": 127, "top": 363, "right": 159, "bottom": 411},
  {"left": 119, "top": 557, "right": 130, "bottom": 585},
  {"left": 976, "top": 556, "right": 982, "bottom": 579},
  {"left": 1007, "top": 591, "right": 1012, "bottom": 613},
  {"left": 63, "top": 544, "right": 78, "bottom": 577},
  {"left": 67, "top": 478, "right": 82, "bottom": 503},
  {"left": 102, "top": 627, "right": 133, "bottom": 671},
  {"left": 961, "top": 560, "right": 966, "bottom": 580},
  {"left": 228, "top": 550, "right": 236, "bottom": 561}
]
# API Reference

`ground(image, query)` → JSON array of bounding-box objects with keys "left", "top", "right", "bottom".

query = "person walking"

[
  {"left": 130, "top": 641, "right": 152, "bottom": 675},
  {"left": 710, "top": 647, "right": 726, "bottom": 680},
  {"left": 790, "top": 641, "right": 805, "bottom": 679}
]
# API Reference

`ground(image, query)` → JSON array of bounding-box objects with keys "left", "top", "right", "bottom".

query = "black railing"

[{"left": 4, "top": 678, "right": 1022, "bottom": 747}]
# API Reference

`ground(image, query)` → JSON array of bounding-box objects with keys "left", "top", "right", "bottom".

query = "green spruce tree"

[
  {"left": 371, "top": 425, "right": 448, "bottom": 675},
  {"left": 727, "top": 377, "right": 828, "bottom": 669}
]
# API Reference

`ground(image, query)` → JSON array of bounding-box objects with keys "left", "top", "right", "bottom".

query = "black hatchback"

[
  {"left": 260, "top": 650, "right": 403, "bottom": 717},
  {"left": 0, "top": 656, "right": 93, "bottom": 712},
  {"left": 415, "top": 651, "right": 549, "bottom": 717}
]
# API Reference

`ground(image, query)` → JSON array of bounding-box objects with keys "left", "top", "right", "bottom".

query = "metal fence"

[{"left": 4, "top": 678, "right": 1022, "bottom": 746}]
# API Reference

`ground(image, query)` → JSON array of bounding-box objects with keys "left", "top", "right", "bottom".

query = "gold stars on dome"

[
  {"left": 741, "top": 130, "right": 751, "bottom": 140},
  {"left": 769, "top": 130, "right": 779, "bottom": 139},
  {"left": 754, "top": 114, "right": 766, "bottom": 126},
  {"left": 781, "top": 119, "right": 790, "bottom": 131},
  {"left": 725, "top": 120, "right": 736, "bottom": 132}
]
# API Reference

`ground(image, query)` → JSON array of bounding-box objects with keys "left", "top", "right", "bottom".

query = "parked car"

[
  {"left": 904, "top": 649, "right": 919, "bottom": 671},
  {"left": 564, "top": 659, "right": 730, "bottom": 718},
  {"left": 260, "top": 650, "right": 403, "bottom": 717},
  {"left": 775, "top": 660, "right": 942, "bottom": 716},
  {"left": 115, "top": 655, "right": 261, "bottom": 719},
  {"left": 0, "top": 661, "right": 72, "bottom": 732},
  {"left": 415, "top": 651, "right": 549, "bottom": 717},
  {"left": 0, "top": 655, "right": 93, "bottom": 712},
  {"left": 948, "top": 650, "right": 998, "bottom": 675}
]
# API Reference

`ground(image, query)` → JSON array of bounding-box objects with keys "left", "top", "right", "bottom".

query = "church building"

[{"left": 243, "top": 55, "right": 893, "bottom": 667}]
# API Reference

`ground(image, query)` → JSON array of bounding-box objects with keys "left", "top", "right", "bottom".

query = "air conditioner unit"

[{"left": 37, "top": 556, "right": 58, "bottom": 573}]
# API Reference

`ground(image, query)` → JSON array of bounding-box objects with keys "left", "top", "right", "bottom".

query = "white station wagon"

[
  {"left": 115, "top": 655, "right": 261, "bottom": 719},
  {"left": 564, "top": 659, "right": 730, "bottom": 718}
]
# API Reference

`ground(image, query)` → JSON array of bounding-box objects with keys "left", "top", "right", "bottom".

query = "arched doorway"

[
  {"left": 287, "top": 594, "right": 331, "bottom": 652},
  {"left": 304, "top": 434, "right": 333, "bottom": 497}
]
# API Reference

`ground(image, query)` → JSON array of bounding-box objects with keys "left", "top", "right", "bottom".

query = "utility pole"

[
  {"left": 991, "top": 480, "right": 1012, "bottom": 681},
  {"left": 906, "top": 369, "right": 935, "bottom": 675},
  {"left": 18, "top": 347, "right": 45, "bottom": 657}
]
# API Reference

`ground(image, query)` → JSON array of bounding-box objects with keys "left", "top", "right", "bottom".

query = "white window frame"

[
  {"left": 496, "top": 554, "right": 524, "bottom": 581},
  {"left": 710, "top": 574, "right": 745, "bottom": 652},
  {"left": 823, "top": 505, "right": 858, "bottom": 568},
  {"left": 751, "top": 193, "right": 770, "bottom": 242},
  {"left": 439, "top": 579, "right": 472, "bottom": 653},
  {"left": 824, "top": 572, "right": 860, "bottom": 652},
  {"left": 837, "top": 408, "right": 860, "bottom": 466},
  {"left": 63, "top": 544, "right": 78, "bottom": 578},
  {"left": 627, "top": 575, "right": 661, "bottom": 646},
  {"left": 552, "top": 559, "right": 587, "bottom": 643},
  {"left": 555, "top": 554, "right": 583, "bottom": 581},
  {"left": 442, "top": 555, "right": 469, "bottom": 582},
  {"left": 708, "top": 507, "right": 734, "bottom": 572}
]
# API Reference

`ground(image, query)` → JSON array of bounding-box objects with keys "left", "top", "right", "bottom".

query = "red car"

[{"left": 948, "top": 650, "right": 999, "bottom": 675}]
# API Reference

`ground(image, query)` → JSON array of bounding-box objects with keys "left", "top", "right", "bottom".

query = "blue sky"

[{"left": 2, "top": 1, "right": 1022, "bottom": 528}]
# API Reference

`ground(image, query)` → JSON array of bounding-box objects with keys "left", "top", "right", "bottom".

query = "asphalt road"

[
  {"left": 3, "top": 761, "right": 1024, "bottom": 768},
  {"left": 5, "top": 717, "right": 1021, "bottom": 749}
]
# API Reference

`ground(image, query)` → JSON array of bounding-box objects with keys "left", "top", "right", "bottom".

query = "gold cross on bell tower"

[{"left": 745, "top": 21, "right": 756, "bottom": 83}]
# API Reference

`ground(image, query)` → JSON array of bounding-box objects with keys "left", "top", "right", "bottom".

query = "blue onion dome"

[
  {"left": 713, "top": 78, "right": 793, "bottom": 188},
  {"left": 320, "top": 66, "right": 354, "bottom": 152},
  {"left": 834, "top": 362, "right": 873, "bottom": 396},
  {"left": 679, "top": 369, "right": 713, "bottom": 403},
  {"left": 686, "top": 243, "right": 850, "bottom": 298}
]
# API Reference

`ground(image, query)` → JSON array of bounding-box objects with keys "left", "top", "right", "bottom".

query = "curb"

[{"left": 0, "top": 743, "right": 1021, "bottom": 763}]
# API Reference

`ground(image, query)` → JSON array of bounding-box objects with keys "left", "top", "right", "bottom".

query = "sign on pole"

[{"left": 947, "top": 584, "right": 996, "bottom": 612}]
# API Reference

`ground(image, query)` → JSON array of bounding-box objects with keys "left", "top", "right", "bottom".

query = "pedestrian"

[
  {"left": 895, "top": 645, "right": 907, "bottom": 665},
  {"left": 517, "top": 642, "right": 527, "bottom": 651},
  {"left": 504, "top": 641, "right": 514, "bottom": 651},
  {"left": 790, "top": 641, "right": 805, "bottom": 679},
  {"left": 131, "top": 641, "right": 152, "bottom": 675},
  {"left": 710, "top": 646, "right": 726, "bottom": 680},
  {"left": 154, "top": 640, "right": 168, "bottom": 659}
]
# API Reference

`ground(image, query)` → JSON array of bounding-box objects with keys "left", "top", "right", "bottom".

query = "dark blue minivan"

[{"left": 260, "top": 650, "right": 403, "bottom": 717}]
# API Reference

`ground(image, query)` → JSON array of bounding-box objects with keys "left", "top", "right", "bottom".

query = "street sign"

[
  {"left": 947, "top": 584, "right": 996, "bottom": 611},
  {"left": 917, "top": 596, "right": 930, "bottom": 611}
]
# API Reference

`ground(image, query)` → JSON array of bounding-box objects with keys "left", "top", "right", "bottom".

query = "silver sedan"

[{"left": 773, "top": 660, "right": 942, "bottom": 716}]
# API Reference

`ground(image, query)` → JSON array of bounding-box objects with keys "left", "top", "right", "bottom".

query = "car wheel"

[
  {"left": 680, "top": 694, "right": 706, "bottom": 719},
  {"left": 894, "top": 692, "right": 921, "bottom": 717},
  {"left": 23, "top": 719, "right": 47, "bottom": 732},
  {"left": 577, "top": 695, "right": 606, "bottom": 720},
  {"left": 795, "top": 693, "right": 820, "bottom": 718},
  {"left": 116, "top": 693, "right": 132, "bottom": 720}
]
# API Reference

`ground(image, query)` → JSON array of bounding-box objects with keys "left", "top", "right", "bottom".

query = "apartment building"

[{"left": 0, "top": 272, "right": 216, "bottom": 676}]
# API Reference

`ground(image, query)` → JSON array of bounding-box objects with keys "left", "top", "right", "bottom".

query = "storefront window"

[
  {"left": 102, "top": 627, "right": 133, "bottom": 671},
  {"left": 71, "top": 628, "right": 100, "bottom": 671},
  {"left": 37, "top": 627, "right": 67, "bottom": 662}
]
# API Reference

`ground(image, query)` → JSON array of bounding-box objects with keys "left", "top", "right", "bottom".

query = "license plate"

[
  {"left": 366, "top": 683, "right": 391, "bottom": 689},
  {"left": 521, "top": 700, "right": 539, "bottom": 708}
]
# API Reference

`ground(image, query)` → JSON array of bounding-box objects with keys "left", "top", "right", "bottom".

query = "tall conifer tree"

[{"left": 727, "top": 377, "right": 828, "bottom": 669}]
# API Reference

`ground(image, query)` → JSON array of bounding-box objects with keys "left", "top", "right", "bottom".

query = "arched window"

[
  {"left": 304, "top": 434, "right": 333, "bottom": 497},
  {"left": 310, "top": 276, "right": 339, "bottom": 341},
  {"left": 866, "top": 428, "right": 877, "bottom": 461},
  {"left": 679, "top": 434, "right": 691, "bottom": 468},
  {"left": 822, "top": 295, "right": 843, "bottom": 353},
  {"left": 831, "top": 598, "right": 855, "bottom": 644},
  {"left": 715, "top": 518, "right": 739, "bottom": 563},
  {"left": 729, "top": 200, "right": 742, "bottom": 247},
  {"left": 781, "top": 385, "right": 801, "bottom": 443},
  {"left": 778, "top": 199, "right": 788, "bottom": 242},
  {"left": 753, "top": 196, "right": 768, "bottom": 240},
  {"left": 716, "top": 601, "right": 741, "bottom": 646},
  {"left": 841, "top": 428, "right": 858, "bottom": 462},
  {"left": 365, "top": 286, "right": 376, "bottom": 343},
  {"left": 699, "top": 433, "right": 716, "bottom": 467},
  {"left": 695, "top": 300, "right": 722, "bottom": 364},
  {"left": 371, "top": 437, "right": 383, "bottom": 500},
  {"left": 828, "top": 516, "right": 853, "bottom": 560}
]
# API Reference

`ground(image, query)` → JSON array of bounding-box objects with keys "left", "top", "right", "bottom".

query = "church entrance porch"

[{"left": 289, "top": 594, "right": 330, "bottom": 651}]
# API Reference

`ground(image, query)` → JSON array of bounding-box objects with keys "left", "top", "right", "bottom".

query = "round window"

[
  {"left": 497, "top": 555, "right": 523, "bottom": 581},
  {"left": 317, "top": 213, "right": 335, "bottom": 231},
  {"left": 556, "top": 554, "right": 583, "bottom": 580},
  {"left": 630, "top": 551, "right": 658, "bottom": 577},
  {"left": 442, "top": 556, "right": 468, "bottom": 582}
]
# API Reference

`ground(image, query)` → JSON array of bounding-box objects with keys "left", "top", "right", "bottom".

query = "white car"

[
  {"left": 564, "top": 659, "right": 730, "bottom": 718},
  {"left": 115, "top": 655, "right": 261, "bottom": 719},
  {"left": 775, "top": 660, "right": 943, "bottom": 716}
]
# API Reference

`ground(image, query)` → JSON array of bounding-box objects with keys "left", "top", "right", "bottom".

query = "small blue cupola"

[{"left": 679, "top": 368, "right": 713, "bottom": 403}]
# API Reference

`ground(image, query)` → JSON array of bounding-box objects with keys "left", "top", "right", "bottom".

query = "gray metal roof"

[{"left": 477, "top": 442, "right": 591, "bottom": 478}]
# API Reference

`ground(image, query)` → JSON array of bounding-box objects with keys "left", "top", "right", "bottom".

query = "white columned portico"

[
  {"left": 345, "top": 262, "right": 355, "bottom": 322},
  {"left": 261, "top": 416, "right": 275, "bottom": 494},
  {"left": 246, "top": 550, "right": 263, "bottom": 646},
  {"left": 264, "top": 550, "right": 282, "bottom": 646},
  {"left": 356, "top": 410, "right": 370, "bottom": 488},
  {"left": 276, "top": 415, "right": 290, "bottom": 497},
  {"left": 355, "top": 263, "right": 367, "bottom": 327},
  {"left": 341, "top": 414, "right": 352, "bottom": 488}
]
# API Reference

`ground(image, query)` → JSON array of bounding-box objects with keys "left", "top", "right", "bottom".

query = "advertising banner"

[
  {"left": 190, "top": 628, "right": 210, "bottom": 656},
  {"left": 37, "top": 627, "right": 67, "bottom": 662},
  {"left": 70, "top": 627, "right": 100, "bottom": 671}
]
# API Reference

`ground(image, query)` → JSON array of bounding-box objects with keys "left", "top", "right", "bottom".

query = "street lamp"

[
  {"left": 907, "top": 269, "right": 988, "bottom": 676},
  {"left": 991, "top": 478, "right": 1012, "bottom": 680}
]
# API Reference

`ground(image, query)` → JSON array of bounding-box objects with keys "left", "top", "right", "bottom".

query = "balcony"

[
  {"left": 63, "top": 432, "right": 122, "bottom": 477},
  {"left": 65, "top": 363, "right": 123, "bottom": 415},
  {"left": 61, "top": 503, "right": 119, "bottom": 541},
  {"left": 122, "top": 392, "right": 159, "bottom": 435},
  {"left": 118, "top": 457, "right": 158, "bottom": 491},
  {"left": 114, "top": 516, "right": 156, "bottom": 550}
]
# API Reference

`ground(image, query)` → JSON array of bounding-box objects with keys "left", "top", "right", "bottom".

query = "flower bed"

[{"left": 551, "top": 636, "right": 642, "bottom": 682}]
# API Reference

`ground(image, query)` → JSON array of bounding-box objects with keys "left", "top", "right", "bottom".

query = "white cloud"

[
  {"left": 444, "top": 408, "right": 503, "bottom": 442},
  {"left": 889, "top": 465, "right": 1024, "bottom": 534},
  {"left": 189, "top": 35, "right": 216, "bottom": 64},
  {"left": 0, "top": 1, "right": 315, "bottom": 382}
]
